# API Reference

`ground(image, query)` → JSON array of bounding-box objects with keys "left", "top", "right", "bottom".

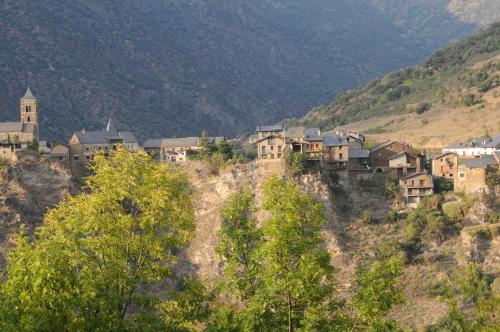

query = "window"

[
  {"left": 25, "top": 106, "right": 31, "bottom": 112},
  {"left": 270, "top": 145, "right": 274, "bottom": 151},
  {"left": 271, "top": 154, "right": 275, "bottom": 159},
  {"left": 460, "top": 173, "right": 465, "bottom": 178},
  {"left": 449, "top": 174, "right": 453, "bottom": 177},
  {"left": 26, "top": 117, "right": 30, "bottom": 122},
  {"left": 278, "top": 146, "right": 282, "bottom": 153},
  {"left": 339, "top": 153, "right": 343, "bottom": 159},
  {"left": 419, "top": 180, "right": 425, "bottom": 186},
  {"left": 261, "top": 146, "right": 266, "bottom": 154},
  {"left": 74, "top": 156, "right": 79, "bottom": 161},
  {"left": 277, "top": 154, "right": 282, "bottom": 158},
  {"left": 268, "top": 138, "right": 275, "bottom": 145}
]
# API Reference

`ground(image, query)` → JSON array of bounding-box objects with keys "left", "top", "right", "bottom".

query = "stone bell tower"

[
  {"left": 20, "top": 86, "right": 38, "bottom": 125},
  {"left": 20, "top": 86, "right": 39, "bottom": 141}
]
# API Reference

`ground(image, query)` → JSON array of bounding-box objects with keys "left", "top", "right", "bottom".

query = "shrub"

[
  {"left": 376, "top": 240, "right": 407, "bottom": 263},
  {"left": 361, "top": 210, "right": 374, "bottom": 224},
  {"left": 385, "top": 181, "right": 398, "bottom": 198},
  {"left": 283, "top": 150, "right": 306, "bottom": 177},
  {"left": 207, "top": 153, "right": 226, "bottom": 176},
  {"left": 415, "top": 103, "right": 430, "bottom": 114},
  {"left": 388, "top": 210, "right": 399, "bottom": 222},
  {"left": 442, "top": 202, "right": 464, "bottom": 221},
  {"left": 434, "top": 178, "right": 453, "bottom": 193},
  {"left": 328, "top": 171, "right": 340, "bottom": 184}
]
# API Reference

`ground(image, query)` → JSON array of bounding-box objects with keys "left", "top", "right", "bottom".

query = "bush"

[
  {"left": 361, "top": 210, "right": 374, "bottom": 224},
  {"left": 434, "top": 178, "right": 453, "bottom": 193},
  {"left": 415, "top": 103, "right": 430, "bottom": 114},
  {"left": 442, "top": 202, "right": 464, "bottom": 221},
  {"left": 388, "top": 210, "right": 399, "bottom": 222},
  {"left": 376, "top": 240, "right": 407, "bottom": 263},
  {"left": 207, "top": 153, "right": 226, "bottom": 176},
  {"left": 283, "top": 150, "right": 306, "bottom": 177},
  {"left": 385, "top": 181, "right": 398, "bottom": 198}
]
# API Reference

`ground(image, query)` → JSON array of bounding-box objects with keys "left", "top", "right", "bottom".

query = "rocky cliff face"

[{"left": 0, "top": 153, "right": 75, "bottom": 264}]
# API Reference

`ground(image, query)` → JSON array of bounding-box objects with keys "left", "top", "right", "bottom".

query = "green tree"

[
  {"left": 350, "top": 257, "right": 405, "bottom": 331},
  {"left": 283, "top": 150, "right": 306, "bottom": 177},
  {"left": 200, "top": 131, "right": 217, "bottom": 157},
  {"left": 216, "top": 139, "right": 233, "bottom": 161},
  {"left": 216, "top": 186, "right": 262, "bottom": 301},
  {"left": 0, "top": 149, "right": 195, "bottom": 331},
  {"left": 158, "top": 278, "right": 214, "bottom": 331},
  {"left": 249, "top": 177, "right": 341, "bottom": 331}
]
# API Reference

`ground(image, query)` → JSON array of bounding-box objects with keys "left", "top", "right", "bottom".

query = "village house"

[
  {"left": 0, "top": 87, "right": 39, "bottom": 160},
  {"left": 432, "top": 152, "right": 458, "bottom": 181},
  {"left": 399, "top": 172, "right": 434, "bottom": 207},
  {"left": 322, "top": 135, "right": 350, "bottom": 170},
  {"left": 388, "top": 151, "right": 423, "bottom": 180},
  {"left": 369, "top": 140, "right": 419, "bottom": 173},
  {"left": 443, "top": 136, "right": 500, "bottom": 157},
  {"left": 348, "top": 148, "right": 370, "bottom": 172},
  {"left": 68, "top": 118, "right": 138, "bottom": 171},
  {"left": 46, "top": 142, "right": 70, "bottom": 166},
  {"left": 255, "top": 126, "right": 321, "bottom": 160},
  {"left": 143, "top": 136, "right": 225, "bottom": 162},
  {"left": 455, "top": 155, "right": 499, "bottom": 194}
]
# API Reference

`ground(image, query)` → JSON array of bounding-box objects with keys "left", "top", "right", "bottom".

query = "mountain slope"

[
  {"left": 0, "top": 0, "right": 488, "bottom": 141},
  {"left": 291, "top": 22, "right": 500, "bottom": 148}
]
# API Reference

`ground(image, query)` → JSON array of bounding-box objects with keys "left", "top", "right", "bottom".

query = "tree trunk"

[{"left": 288, "top": 292, "right": 293, "bottom": 332}]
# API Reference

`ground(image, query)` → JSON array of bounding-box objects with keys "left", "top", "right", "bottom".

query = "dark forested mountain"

[{"left": 0, "top": 0, "right": 489, "bottom": 140}]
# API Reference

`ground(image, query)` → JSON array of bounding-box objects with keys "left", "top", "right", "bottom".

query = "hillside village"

[
  {"left": 0, "top": 86, "right": 499, "bottom": 330},
  {"left": 1, "top": 87, "right": 499, "bottom": 210}
]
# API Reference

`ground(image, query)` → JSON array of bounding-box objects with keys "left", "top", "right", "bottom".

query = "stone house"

[
  {"left": 143, "top": 136, "right": 225, "bottom": 162},
  {"left": 0, "top": 87, "right": 39, "bottom": 160},
  {"left": 432, "top": 152, "right": 458, "bottom": 181},
  {"left": 443, "top": 135, "right": 500, "bottom": 157},
  {"left": 255, "top": 126, "right": 321, "bottom": 160},
  {"left": 388, "top": 151, "right": 423, "bottom": 180},
  {"left": 68, "top": 118, "right": 138, "bottom": 171},
  {"left": 348, "top": 148, "right": 370, "bottom": 172},
  {"left": 370, "top": 140, "right": 419, "bottom": 173},
  {"left": 455, "top": 155, "right": 499, "bottom": 194},
  {"left": 322, "top": 135, "right": 350, "bottom": 170},
  {"left": 47, "top": 142, "right": 70, "bottom": 166},
  {"left": 399, "top": 172, "right": 434, "bottom": 207}
]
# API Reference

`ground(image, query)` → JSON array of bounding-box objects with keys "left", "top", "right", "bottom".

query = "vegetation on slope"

[{"left": 289, "top": 22, "right": 500, "bottom": 135}]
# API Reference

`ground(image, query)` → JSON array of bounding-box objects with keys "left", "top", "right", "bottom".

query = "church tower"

[{"left": 20, "top": 86, "right": 38, "bottom": 125}]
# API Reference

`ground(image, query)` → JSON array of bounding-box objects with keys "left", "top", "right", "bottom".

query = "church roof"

[
  {"left": 22, "top": 86, "right": 36, "bottom": 100},
  {"left": 0, "top": 122, "right": 23, "bottom": 133},
  {"left": 0, "top": 122, "right": 36, "bottom": 134},
  {"left": 72, "top": 119, "right": 137, "bottom": 145},
  {"left": 106, "top": 118, "right": 118, "bottom": 134}
]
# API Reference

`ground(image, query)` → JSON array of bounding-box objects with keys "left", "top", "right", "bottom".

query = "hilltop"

[
  {"left": 0, "top": 0, "right": 493, "bottom": 141},
  {"left": 290, "top": 22, "right": 500, "bottom": 148}
]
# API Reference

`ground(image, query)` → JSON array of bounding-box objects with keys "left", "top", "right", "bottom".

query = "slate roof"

[
  {"left": 433, "top": 152, "right": 457, "bottom": 160},
  {"left": 283, "top": 127, "right": 304, "bottom": 138},
  {"left": 349, "top": 149, "right": 369, "bottom": 159},
  {"left": 0, "top": 122, "right": 23, "bottom": 133},
  {"left": 143, "top": 137, "right": 224, "bottom": 149},
  {"left": 323, "top": 135, "right": 348, "bottom": 147},
  {"left": 304, "top": 134, "right": 323, "bottom": 142},
  {"left": 22, "top": 86, "right": 36, "bottom": 100},
  {"left": 370, "top": 140, "right": 399, "bottom": 153},
  {"left": 388, "top": 151, "right": 417, "bottom": 161},
  {"left": 400, "top": 172, "right": 430, "bottom": 181},
  {"left": 304, "top": 128, "right": 321, "bottom": 136},
  {"left": 256, "top": 125, "right": 284, "bottom": 132},
  {"left": 0, "top": 122, "right": 36, "bottom": 134},
  {"left": 462, "top": 155, "right": 498, "bottom": 169},
  {"left": 72, "top": 118, "right": 137, "bottom": 145},
  {"left": 445, "top": 135, "right": 500, "bottom": 149}
]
